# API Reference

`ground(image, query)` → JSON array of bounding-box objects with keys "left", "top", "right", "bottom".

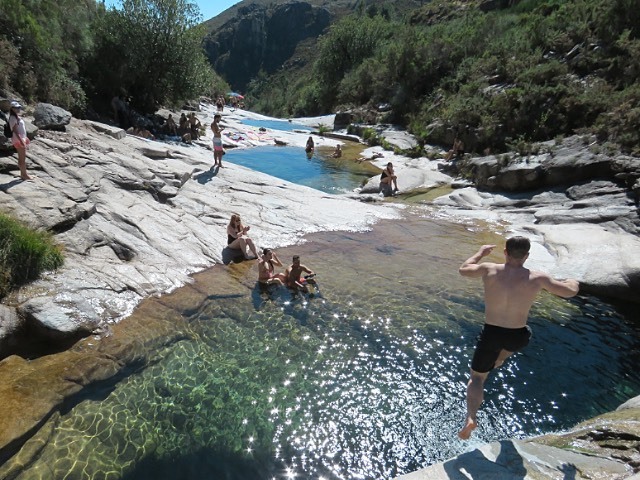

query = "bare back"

[{"left": 482, "top": 263, "right": 544, "bottom": 328}]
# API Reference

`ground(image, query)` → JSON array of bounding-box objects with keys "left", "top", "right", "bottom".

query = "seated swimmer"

[
  {"left": 285, "top": 255, "right": 315, "bottom": 292},
  {"left": 258, "top": 249, "right": 287, "bottom": 286},
  {"left": 331, "top": 144, "right": 342, "bottom": 158}
]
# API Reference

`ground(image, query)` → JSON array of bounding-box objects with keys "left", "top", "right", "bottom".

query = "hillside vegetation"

[
  {"left": 0, "top": 0, "right": 228, "bottom": 115},
  {"left": 246, "top": 0, "right": 640, "bottom": 154}
]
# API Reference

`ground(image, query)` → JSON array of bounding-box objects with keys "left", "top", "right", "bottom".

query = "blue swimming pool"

[
  {"left": 241, "top": 119, "right": 311, "bottom": 132},
  {"left": 225, "top": 145, "right": 371, "bottom": 194}
]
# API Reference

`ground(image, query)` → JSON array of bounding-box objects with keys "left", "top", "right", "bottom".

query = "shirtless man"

[
  {"left": 285, "top": 255, "right": 315, "bottom": 292},
  {"left": 458, "top": 236, "right": 579, "bottom": 440},
  {"left": 258, "top": 249, "right": 286, "bottom": 286},
  {"left": 211, "top": 114, "right": 224, "bottom": 167}
]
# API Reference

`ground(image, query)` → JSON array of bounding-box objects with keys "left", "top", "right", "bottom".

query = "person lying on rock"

[
  {"left": 227, "top": 213, "right": 259, "bottom": 260},
  {"left": 457, "top": 236, "right": 579, "bottom": 440}
]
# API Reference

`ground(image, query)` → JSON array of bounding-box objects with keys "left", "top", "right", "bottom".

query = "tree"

[{"left": 84, "top": 0, "right": 213, "bottom": 113}]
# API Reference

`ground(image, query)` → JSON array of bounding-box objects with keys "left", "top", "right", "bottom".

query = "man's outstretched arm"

[
  {"left": 539, "top": 275, "right": 580, "bottom": 298},
  {"left": 459, "top": 245, "right": 496, "bottom": 278}
]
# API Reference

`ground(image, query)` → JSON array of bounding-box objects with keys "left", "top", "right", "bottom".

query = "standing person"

[
  {"left": 258, "top": 249, "right": 287, "bottom": 286},
  {"left": 285, "top": 255, "right": 315, "bottom": 292},
  {"left": 211, "top": 114, "right": 224, "bottom": 168},
  {"left": 8, "top": 101, "right": 31, "bottom": 181},
  {"left": 379, "top": 162, "right": 398, "bottom": 196},
  {"left": 457, "top": 236, "right": 579, "bottom": 440},
  {"left": 226, "top": 214, "right": 259, "bottom": 260}
]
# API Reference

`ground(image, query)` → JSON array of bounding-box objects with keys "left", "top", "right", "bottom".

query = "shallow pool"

[
  {"left": 241, "top": 119, "right": 311, "bottom": 132},
  {"left": 8, "top": 213, "right": 640, "bottom": 480},
  {"left": 226, "top": 145, "right": 377, "bottom": 194}
]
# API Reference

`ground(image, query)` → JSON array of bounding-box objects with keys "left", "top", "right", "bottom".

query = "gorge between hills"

[{"left": 0, "top": 102, "right": 639, "bottom": 479}]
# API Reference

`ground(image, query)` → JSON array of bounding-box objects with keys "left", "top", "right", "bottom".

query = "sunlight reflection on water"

[{"left": 6, "top": 211, "right": 640, "bottom": 480}]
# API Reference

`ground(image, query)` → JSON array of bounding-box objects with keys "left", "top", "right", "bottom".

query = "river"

[{"left": 6, "top": 208, "right": 640, "bottom": 480}]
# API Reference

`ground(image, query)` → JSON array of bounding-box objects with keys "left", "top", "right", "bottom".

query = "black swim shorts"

[{"left": 470, "top": 324, "right": 532, "bottom": 373}]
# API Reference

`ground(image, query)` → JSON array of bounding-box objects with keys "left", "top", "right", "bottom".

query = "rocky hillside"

[{"left": 202, "top": 0, "right": 419, "bottom": 91}]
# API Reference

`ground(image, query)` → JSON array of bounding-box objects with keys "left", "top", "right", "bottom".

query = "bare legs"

[
  {"left": 458, "top": 349, "right": 513, "bottom": 440},
  {"left": 17, "top": 147, "right": 31, "bottom": 180},
  {"left": 228, "top": 236, "right": 258, "bottom": 259}
]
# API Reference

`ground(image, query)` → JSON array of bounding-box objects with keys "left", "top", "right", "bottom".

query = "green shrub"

[{"left": 0, "top": 214, "right": 64, "bottom": 298}]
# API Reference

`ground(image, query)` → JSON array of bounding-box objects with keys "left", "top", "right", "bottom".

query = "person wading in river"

[{"left": 457, "top": 236, "right": 579, "bottom": 440}]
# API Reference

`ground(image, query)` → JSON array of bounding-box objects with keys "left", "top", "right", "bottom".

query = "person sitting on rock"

[
  {"left": 445, "top": 137, "right": 465, "bottom": 161},
  {"left": 227, "top": 213, "right": 259, "bottom": 260},
  {"left": 379, "top": 162, "right": 399, "bottom": 196},
  {"left": 284, "top": 255, "right": 315, "bottom": 292},
  {"left": 164, "top": 114, "right": 177, "bottom": 136},
  {"left": 258, "top": 249, "right": 287, "bottom": 286},
  {"left": 189, "top": 112, "right": 201, "bottom": 140}
]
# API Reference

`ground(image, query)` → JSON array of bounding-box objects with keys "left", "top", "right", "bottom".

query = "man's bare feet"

[
  {"left": 458, "top": 417, "right": 477, "bottom": 440},
  {"left": 21, "top": 175, "right": 32, "bottom": 181}
]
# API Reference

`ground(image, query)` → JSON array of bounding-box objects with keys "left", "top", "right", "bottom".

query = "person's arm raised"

[
  {"left": 539, "top": 274, "right": 580, "bottom": 298},
  {"left": 459, "top": 245, "right": 496, "bottom": 278}
]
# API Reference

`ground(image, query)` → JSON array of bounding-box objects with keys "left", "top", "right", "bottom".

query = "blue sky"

[{"left": 103, "top": 1, "right": 241, "bottom": 21}]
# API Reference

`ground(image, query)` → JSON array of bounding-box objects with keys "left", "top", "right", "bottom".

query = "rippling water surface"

[{"left": 8, "top": 213, "right": 640, "bottom": 480}]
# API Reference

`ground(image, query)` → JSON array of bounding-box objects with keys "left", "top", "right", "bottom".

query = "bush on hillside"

[{"left": 0, "top": 214, "right": 64, "bottom": 298}]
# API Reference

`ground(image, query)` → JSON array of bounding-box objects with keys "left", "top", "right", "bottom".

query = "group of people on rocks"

[{"left": 226, "top": 213, "right": 316, "bottom": 293}]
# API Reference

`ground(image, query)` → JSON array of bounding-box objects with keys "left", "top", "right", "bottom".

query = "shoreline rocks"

[{"left": 0, "top": 103, "right": 639, "bottom": 476}]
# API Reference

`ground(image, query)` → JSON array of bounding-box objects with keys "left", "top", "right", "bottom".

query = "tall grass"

[{"left": 0, "top": 213, "right": 64, "bottom": 298}]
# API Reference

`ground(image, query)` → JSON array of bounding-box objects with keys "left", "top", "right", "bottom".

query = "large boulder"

[
  {"left": 33, "top": 103, "right": 72, "bottom": 131},
  {"left": 333, "top": 111, "right": 354, "bottom": 130},
  {"left": 17, "top": 296, "right": 101, "bottom": 343}
]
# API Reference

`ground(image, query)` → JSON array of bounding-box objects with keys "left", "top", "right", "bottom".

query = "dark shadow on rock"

[
  {"left": 559, "top": 462, "right": 577, "bottom": 480},
  {"left": 0, "top": 178, "right": 23, "bottom": 191},
  {"left": 442, "top": 440, "right": 527, "bottom": 479},
  {"left": 195, "top": 166, "right": 219, "bottom": 185},
  {"left": 222, "top": 246, "right": 246, "bottom": 265}
]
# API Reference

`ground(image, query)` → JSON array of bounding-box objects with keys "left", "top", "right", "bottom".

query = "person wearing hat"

[{"left": 8, "top": 101, "right": 31, "bottom": 180}]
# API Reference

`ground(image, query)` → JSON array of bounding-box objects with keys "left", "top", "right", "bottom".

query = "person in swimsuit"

[
  {"left": 284, "top": 255, "right": 315, "bottom": 292},
  {"left": 379, "top": 162, "right": 398, "bottom": 196},
  {"left": 211, "top": 114, "right": 224, "bottom": 168},
  {"left": 457, "top": 236, "right": 579, "bottom": 440},
  {"left": 258, "top": 249, "right": 286, "bottom": 286},
  {"left": 226, "top": 213, "right": 259, "bottom": 260}
]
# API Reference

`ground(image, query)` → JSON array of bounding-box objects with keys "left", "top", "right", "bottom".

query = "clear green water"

[{"left": 7, "top": 213, "right": 640, "bottom": 480}]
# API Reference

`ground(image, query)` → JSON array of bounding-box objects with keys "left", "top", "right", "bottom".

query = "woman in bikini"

[
  {"left": 379, "top": 162, "right": 398, "bottom": 196},
  {"left": 258, "top": 249, "right": 286, "bottom": 285},
  {"left": 227, "top": 213, "right": 259, "bottom": 260}
]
